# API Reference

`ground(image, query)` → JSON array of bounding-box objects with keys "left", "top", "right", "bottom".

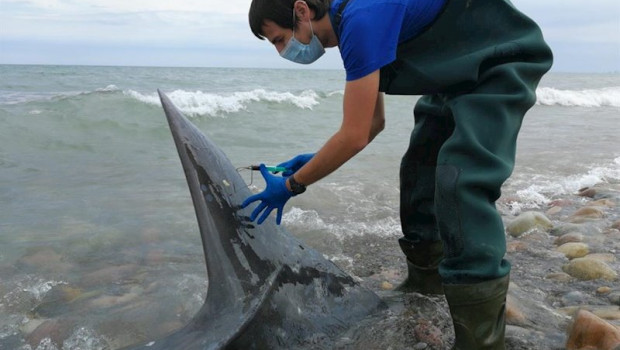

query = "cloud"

[{"left": 1, "top": 0, "right": 619, "bottom": 71}]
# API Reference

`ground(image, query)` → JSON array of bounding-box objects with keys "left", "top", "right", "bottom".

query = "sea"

[{"left": 0, "top": 64, "right": 619, "bottom": 349}]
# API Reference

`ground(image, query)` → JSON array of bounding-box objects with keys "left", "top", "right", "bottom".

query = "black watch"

[{"left": 288, "top": 175, "right": 306, "bottom": 196}]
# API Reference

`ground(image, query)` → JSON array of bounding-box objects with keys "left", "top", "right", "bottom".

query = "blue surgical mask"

[{"left": 280, "top": 14, "right": 325, "bottom": 64}]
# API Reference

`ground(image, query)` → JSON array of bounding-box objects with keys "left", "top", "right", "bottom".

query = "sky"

[{"left": 1, "top": 0, "right": 619, "bottom": 72}]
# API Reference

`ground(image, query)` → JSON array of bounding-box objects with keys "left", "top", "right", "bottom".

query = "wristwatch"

[{"left": 288, "top": 175, "right": 306, "bottom": 196}]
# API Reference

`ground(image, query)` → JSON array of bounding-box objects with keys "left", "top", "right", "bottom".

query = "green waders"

[{"left": 378, "top": 0, "right": 553, "bottom": 348}]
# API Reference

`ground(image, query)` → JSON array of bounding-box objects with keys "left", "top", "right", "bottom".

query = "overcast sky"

[{"left": 1, "top": 0, "right": 619, "bottom": 72}]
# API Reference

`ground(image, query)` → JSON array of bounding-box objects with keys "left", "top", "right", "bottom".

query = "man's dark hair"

[{"left": 249, "top": 0, "right": 331, "bottom": 40}]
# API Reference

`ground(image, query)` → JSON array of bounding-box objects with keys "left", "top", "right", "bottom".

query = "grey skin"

[{"left": 126, "top": 91, "right": 384, "bottom": 349}]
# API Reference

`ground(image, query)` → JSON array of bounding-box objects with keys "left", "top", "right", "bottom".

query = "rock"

[
  {"left": 586, "top": 253, "right": 617, "bottom": 263},
  {"left": 507, "top": 241, "right": 528, "bottom": 252},
  {"left": 506, "top": 295, "right": 527, "bottom": 325},
  {"left": 598, "top": 287, "right": 613, "bottom": 295},
  {"left": 556, "top": 243, "right": 590, "bottom": 259},
  {"left": 578, "top": 187, "right": 597, "bottom": 198},
  {"left": 563, "top": 258, "right": 618, "bottom": 281},
  {"left": 546, "top": 206, "right": 563, "bottom": 216},
  {"left": 381, "top": 281, "right": 394, "bottom": 290},
  {"left": 506, "top": 211, "right": 553, "bottom": 237},
  {"left": 566, "top": 309, "right": 620, "bottom": 350},
  {"left": 612, "top": 220, "right": 620, "bottom": 230},
  {"left": 609, "top": 292, "right": 620, "bottom": 306},
  {"left": 550, "top": 223, "right": 587, "bottom": 237},
  {"left": 413, "top": 320, "right": 444, "bottom": 349},
  {"left": 554, "top": 233, "right": 584, "bottom": 246},
  {"left": 548, "top": 198, "right": 574, "bottom": 207},
  {"left": 17, "top": 247, "right": 73, "bottom": 273},
  {"left": 79, "top": 264, "right": 139, "bottom": 288},
  {"left": 26, "top": 318, "right": 77, "bottom": 348},
  {"left": 546, "top": 272, "right": 573, "bottom": 282},
  {"left": 587, "top": 199, "right": 616, "bottom": 207},
  {"left": 559, "top": 305, "right": 620, "bottom": 321},
  {"left": 570, "top": 206, "right": 605, "bottom": 223}
]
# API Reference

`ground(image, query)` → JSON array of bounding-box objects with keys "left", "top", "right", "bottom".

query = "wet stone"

[
  {"left": 506, "top": 211, "right": 553, "bottom": 237},
  {"left": 570, "top": 206, "right": 606, "bottom": 223},
  {"left": 587, "top": 198, "right": 616, "bottom": 207},
  {"left": 554, "top": 232, "right": 584, "bottom": 246},
  {"left": 550, "top": 223, "right": 588, "bottom": 237},
  {"left": 545, "top": 272, "right": 573, "bottom": 282},
  {"left": 413, "top": 320, "right": 443, "bottom": 349},
  {"left": 586, "top": 253, "right": 617, "bottom": 263},
  {"left": 578, "top": 187, "right": 597, "bottom": 198},
  {"left": 556, "top": 242, "right": 590, "bottom": 259},
  {"left": 563, "top": 258, "right": 618, "bottom": 281},
  {"left": 608, "top": 292, "right": 620, "bottom": 306},
  {"left": 565, "top": 309, "right": 620, "bottom": 350}
]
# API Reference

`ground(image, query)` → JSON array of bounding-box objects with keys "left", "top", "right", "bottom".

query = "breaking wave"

[
  {"left": 536, "top": 86, "right": 620, "bottom": 107},
  {"left": 124, "top": 88, "right": 321, "bottom": 117}
]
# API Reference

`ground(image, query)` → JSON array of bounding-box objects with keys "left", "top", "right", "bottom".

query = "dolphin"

[{"left": 126, "top": 90, "right": 384, "bottom": 349}]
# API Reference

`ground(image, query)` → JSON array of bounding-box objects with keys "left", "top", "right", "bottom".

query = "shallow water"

[{"left": 0, "top": 65, "right": 619, "bottom": 349}]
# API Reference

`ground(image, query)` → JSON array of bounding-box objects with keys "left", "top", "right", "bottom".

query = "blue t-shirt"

[{"left": 330, "top": 0, "right": 446, "bottom": 81}]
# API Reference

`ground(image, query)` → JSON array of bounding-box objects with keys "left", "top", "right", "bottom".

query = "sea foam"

[
  {"left": 124, "top": 89, "right": 320, "bottom": 117},
  {"left": 536, "top": 86, "right": 620, "bottom": 107}
]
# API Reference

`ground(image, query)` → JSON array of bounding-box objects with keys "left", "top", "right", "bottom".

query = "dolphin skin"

[{"left": 127, "top": 91, "right": 384, "bottom": 349}]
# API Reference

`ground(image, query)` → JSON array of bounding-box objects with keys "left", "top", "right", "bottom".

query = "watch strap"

[{"left": 288, "top": 175, "right": 307, "bottom": 196}]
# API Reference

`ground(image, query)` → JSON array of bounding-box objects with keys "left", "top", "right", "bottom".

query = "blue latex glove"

[
  {"left": 241, "top": 164, "right": 292, "bottom": 225},
  {"left": 276, "top": 153, "right": 315, "bottom": 177}
]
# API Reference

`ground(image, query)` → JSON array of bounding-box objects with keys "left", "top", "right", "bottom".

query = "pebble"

[
  {"left": 570, "top": 206, "right": 606, "bottom": 223},
  {"left": 545, "top": 272, "right": 573, "bottom": 282},
  {"left": 506, "top": 211, "right": 553, "bottom": 237},
  {"left": 506, "top": 295, "right": 527, "bottom": 325},
  {"left": 550, "top": 223, "right": 587, "bottom": 237},
  {"left": 586, "top": 253, "right": 617, "bottom": 263},
  {"left": 556, "top": 242, "right": 590, "bottom": 259},
  {"left": 608, "top": 292, "right": 620, "bottom": 306},
  {"left": 578, "top": 187, "right": 597, "bottom": 198},
  {"left": 587, "top": 199, "right": 616, "bottom": 207},
  {"left": 598, "top": 287, "right": 612, "bottom": 295},
  {"left": 562, "top": 258, "right": 618, "bottom": 281},
  {"left": 507, "top": 241, "right": 528, "bottom": 252},
  {"left": 612, "top": 220, "right": 620, "bottom": 230},
  {"left": 381, "top": 281, "right": 394, "bottom": 290},
  {"left": 565, "top": 309, "right": 620, "bottom": 350},
  {"left": 546, "top": 206, "right": 563, "bottom": 216},
  {"left": 17, "top": 247, "right": 73, "bottom": 273},
  {"left": 413, "top": 320, "right": 444, "bottom": 349},
  {"left": 554, "top": 232, "right": 584, "bottom": 246}
]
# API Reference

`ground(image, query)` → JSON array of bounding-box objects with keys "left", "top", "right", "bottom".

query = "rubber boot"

[
  {"left": 395, "top": 238, "right": 444, "bottom": 295},
  {"left": 443, "top": 275, "right": 509, "bottom": 350}
]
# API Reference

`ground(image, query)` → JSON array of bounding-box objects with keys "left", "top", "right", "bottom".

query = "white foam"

[
  {"left": 125, "top": 89, "right": 321, "bottom": 117},
  {"left": 95, "top": 84, "right": 120, "bottom": 92},
  {"left": 22, "top": 280, "right": 67, "bottom": 301},
  {"left": 536, "top": 86, "right": 620, "bottom": 107},
  {"left": 508, "top": 157, "right": 620, "bottom": 213},
  {"left": 283, "top": 207, "right": 401, "bottom": 239}
]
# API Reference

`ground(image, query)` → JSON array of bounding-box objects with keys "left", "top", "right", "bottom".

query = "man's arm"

[{"left": 289, "top": 70, "right": 383, "bottom": 188}]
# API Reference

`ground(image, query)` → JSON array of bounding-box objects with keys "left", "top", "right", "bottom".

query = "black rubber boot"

[
  {"left": 395, "top": 238, "right": 444, "bottom": 295},
  {"left": 443, "top": 275, "right": 509, "bottom": 350}
]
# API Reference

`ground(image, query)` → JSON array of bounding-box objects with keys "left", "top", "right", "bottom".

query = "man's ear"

[{"left": 293, "top": 0, "right": 311, "bottom": 21}]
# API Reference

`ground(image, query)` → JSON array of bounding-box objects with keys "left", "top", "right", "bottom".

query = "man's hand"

[{"left": 276, "top": 153, "right": 315, "bottom": 177}]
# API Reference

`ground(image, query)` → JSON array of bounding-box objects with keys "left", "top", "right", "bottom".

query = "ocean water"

[{"left": 0, "top": 65, "right": 619, "bottom": 349}]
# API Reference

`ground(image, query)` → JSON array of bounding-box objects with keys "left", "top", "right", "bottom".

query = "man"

[{"left": 242, "top": 0, "right": 553, "bottom": 348}]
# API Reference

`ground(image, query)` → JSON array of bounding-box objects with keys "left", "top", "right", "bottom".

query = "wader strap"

[{"left": 333, "top": 0, "right": 352, "bottom": 35}]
